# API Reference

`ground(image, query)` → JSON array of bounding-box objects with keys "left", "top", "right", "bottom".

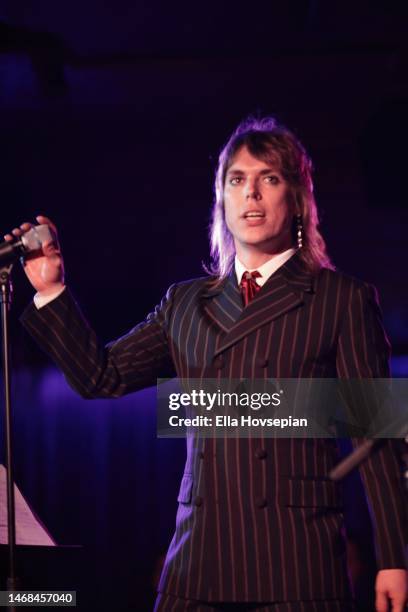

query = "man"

[{"left": 8, "top": 117, "right": 408, "bottom": 611}]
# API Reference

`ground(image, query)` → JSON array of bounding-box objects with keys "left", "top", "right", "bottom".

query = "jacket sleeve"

[
  {"left": 20, "top": 285, "right": 177, "bottom": 399},
  {"left": 336, "top": 281, "right": 408, "bottom": 569}
]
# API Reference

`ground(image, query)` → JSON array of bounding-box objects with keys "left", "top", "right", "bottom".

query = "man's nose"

[{"left": 245, "top": 180, "right": 261, "bottom": 200}]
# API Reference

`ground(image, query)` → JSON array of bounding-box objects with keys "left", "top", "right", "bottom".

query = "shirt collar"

[{"left": 235, "top": 248, "right": 296, "bottom": 287}]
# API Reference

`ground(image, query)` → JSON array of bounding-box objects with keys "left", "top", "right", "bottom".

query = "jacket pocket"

[
  {"left": 177, "top": 473, "right": 193, "bottom": 504},
  {"left": 279, "top": 477, "right": 343, "bottom": 509}
]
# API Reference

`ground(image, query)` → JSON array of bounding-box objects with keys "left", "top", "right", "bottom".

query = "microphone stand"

[
  {"left": 329, "top": 420, "right": 408, "bottom": 482},
  {"left": 0, "top": 263, "right": 19, "bottom": 611}
]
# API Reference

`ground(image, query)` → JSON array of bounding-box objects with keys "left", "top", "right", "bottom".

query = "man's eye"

[
  {"left": 264, "top": 175, "right": 280, "bottom": 185},
  {"left": 229, "top": 177, "right": 242, "bottom": 185}
]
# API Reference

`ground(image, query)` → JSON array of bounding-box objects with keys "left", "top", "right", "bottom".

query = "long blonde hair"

[{"left": 206, "top": 116, "right": 334, "bottom": 279}]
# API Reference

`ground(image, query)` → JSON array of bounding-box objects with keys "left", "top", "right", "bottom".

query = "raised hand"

[{"left": 4, "top": 215, "right": 65, "bottom": 295}]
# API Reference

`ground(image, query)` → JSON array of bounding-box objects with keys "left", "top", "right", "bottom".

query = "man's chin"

[{"left": 237, "top": 234, "right": 284, "bottom": 249}]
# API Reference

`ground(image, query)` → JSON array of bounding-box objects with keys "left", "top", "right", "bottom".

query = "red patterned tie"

[{"left": 240, "top": 270, "right": 261, "bottom": 307}]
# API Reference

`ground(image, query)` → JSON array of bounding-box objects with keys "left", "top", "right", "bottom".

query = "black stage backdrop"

[{"left": 0, "top": 1, "right": 407, "bottom": 609}]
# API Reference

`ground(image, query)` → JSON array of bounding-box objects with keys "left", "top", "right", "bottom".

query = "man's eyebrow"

[
  {"left": 226, "top": 167, "right": 280, "bottom": 175},
  {"left": 226, "top": 169, "right": 245, "bottom": 175},
  {"left": 259, "top": 168, "right": 280, "bottom": 175}
]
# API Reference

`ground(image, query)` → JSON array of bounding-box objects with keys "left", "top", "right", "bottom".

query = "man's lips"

[
  {"left": 240, "top": 210, "right": 266, "bottom": 226},
  {"left": 241, "top": 210, "right": 265, "bottom": 219}
]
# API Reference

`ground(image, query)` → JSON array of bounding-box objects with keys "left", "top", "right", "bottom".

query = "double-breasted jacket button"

[
  {"left": 255, "top": 448, "right": 267, "bottom": 460},
  {"left": 194, "top": 496, "right": 203, "bottom": 507},
  {"left": 255, "top": 497, "right": 268, "bottom": 508},
  {"left": 213, "top": 355, "right": 224, "bottom": 370},
  {"left": 256, "top": 356, "right": 269, "bottom": 368}
]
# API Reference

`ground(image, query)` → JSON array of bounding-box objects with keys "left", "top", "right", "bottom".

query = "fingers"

[
  {"left": 375, "top": 589, "right": 406, "bottom": 611},
  {"left": 36, "top": 215, "right": 58, "bottom": 235},
  {"left": 20, "top": 222, "right": 33, "bottom": 231},
  {"left": 390, "top": 595, "right": 406, "bottom": 612},
  {"left": 375, "top": 589, "right": 388, "bottom": 612},
  {"left": 4, "top": 216, "right": 58, "bottom": 243},
  {"left": 4, "top": 222, "right": 33, "bottom": 242}
]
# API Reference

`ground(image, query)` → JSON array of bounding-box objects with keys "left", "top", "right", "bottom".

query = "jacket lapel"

[
  {"left": 201, "top": 271, "right": 244, "bottom": 333},
  {"left": 201, "top": 251, "right": 315, "bottom": 355}
]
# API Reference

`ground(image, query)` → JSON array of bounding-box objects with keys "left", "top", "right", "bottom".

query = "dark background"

[{"left": 0, "top": 1, "right": 407, "bottom": 609}]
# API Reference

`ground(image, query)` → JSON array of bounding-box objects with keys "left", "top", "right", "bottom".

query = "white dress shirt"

[
  {"left": 34, "top": 285, "right": 66, "bottom": 309},
  {"left": 234, "top": 248, "right": 296, "bottom": 287}
]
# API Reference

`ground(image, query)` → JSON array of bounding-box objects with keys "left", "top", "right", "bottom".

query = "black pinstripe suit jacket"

[{"left": 21, "top": 251, "right": 407, "bottom": 603}]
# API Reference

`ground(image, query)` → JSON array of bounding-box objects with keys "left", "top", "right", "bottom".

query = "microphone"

[{"left": 0, "top": 225, "right": 55, "bottom": 267}]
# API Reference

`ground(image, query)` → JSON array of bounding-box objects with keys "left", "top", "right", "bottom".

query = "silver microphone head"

[{"left": 21, "top": 225, "right": 55, "bottom": 252}]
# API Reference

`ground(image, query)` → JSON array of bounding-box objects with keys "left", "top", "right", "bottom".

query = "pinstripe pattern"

[
  {"left": 20, "top": 251, "right": 407, "bottom": 604},
  {"left": 153, "top": 591, "right": 356, "bottom": 611}
]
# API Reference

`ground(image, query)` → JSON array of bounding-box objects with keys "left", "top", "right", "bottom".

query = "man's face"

[{"left": 223, "top": 146, "right": 295, "bottom": 257}]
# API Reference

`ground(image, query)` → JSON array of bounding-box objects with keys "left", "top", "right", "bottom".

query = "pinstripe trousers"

[{"left": 153, "top": 592, "right": 356, "bottom": 611}]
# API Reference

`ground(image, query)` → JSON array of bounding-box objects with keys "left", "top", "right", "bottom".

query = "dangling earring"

[{"left": 296, "top": 214, "right": 303, "bottom": 249}]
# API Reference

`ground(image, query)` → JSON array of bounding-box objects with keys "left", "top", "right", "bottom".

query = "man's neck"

[
  {"left": 234, "top": 236, "right": 295, "bottom": 270},
  {"left": 235, "top": 247, "right": 292, "bottom": 270},
  {"left": 235, "top": 248, "right": 296, "bottom": 288}
]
